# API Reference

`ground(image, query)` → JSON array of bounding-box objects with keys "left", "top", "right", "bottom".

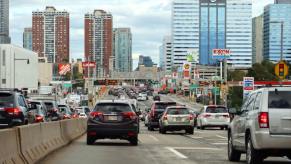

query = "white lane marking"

[
  {"left": 189, "top": 136, "right": 203, "bottom": 139},
  {"left": 166, "top": 147, "right": 188, "bottom": 159},
  {"left": 169, "top": 147, "right": 222, "bottom": 150},
  {"left": 149, "top": 135, "right": 159, "bottom": 142},
  {"left": 212, "top": 143, "right": 228, "bottom": 145},
  {"left": 216, "top": 135, "right": 227, "bottom": 139}
]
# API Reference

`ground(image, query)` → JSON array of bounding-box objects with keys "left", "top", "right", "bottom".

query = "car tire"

[
  {"left": 228, "top": 134, "right": 241, "bottom": 161},
  {"left": 246, "top": 135, "right": 263, "bottom": 164},
  {"left": 287, "top": 155, "right": 291, "bottom": 160},
  {"left": 201, "top": 126, "right": 205, "bottom": 130},
  {"left": 148, "top": 125, "right": 154, "bottom": 131},
  {"left": 186, "top": 128, "right": 194, "bottom": 135},
  {"left": 86, "top": 136, "right": 95, "bottom": 145},
  {"left": 129, "top": 136, "right": 138, "bottom": 146},
  {"left": 221, "top": 126, "right": 225, "bottom": 130},
  {"left": 161, "top": 127, "right": 166, "bottom": 134}
]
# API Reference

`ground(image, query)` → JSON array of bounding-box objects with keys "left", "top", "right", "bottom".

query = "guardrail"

[{"left": 0, "top": 118, "right": 87, "bottom": 164}]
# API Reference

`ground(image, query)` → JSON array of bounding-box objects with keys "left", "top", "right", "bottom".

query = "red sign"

[
  {"left": 82, "top": 62, "right": 96, "bottom": 68},
  {"left": 183, "top": 70, "right": 190, "bottom": 79},
  {"left": 58, "top": 64, "right": 71, "bottom": 75}
]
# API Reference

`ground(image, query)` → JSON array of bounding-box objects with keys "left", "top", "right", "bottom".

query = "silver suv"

[{"left": 228, "top": 87, "right": 291, "bottom": 164}]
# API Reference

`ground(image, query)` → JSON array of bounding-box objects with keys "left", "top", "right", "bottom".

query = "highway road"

[{"left": 40, "top": 95, "right": 291, "bottom": 164}]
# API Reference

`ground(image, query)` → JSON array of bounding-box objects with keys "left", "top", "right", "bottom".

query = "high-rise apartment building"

[
  {"left": 85, "top": 10, "right": 113, "bottom": 77},
  {"left": 172, "top": 0, "right": 199, "bottom": 66},
  {"left": 263, "top": 1, "right": 291, "bottom": 62},
  {"left": 138, "top": 55, "right": 154, "bottom": 67},
  {"left": 0, "top": 0, "right": 10, "bottom": 44},
  {"left": 171, "top": 0, "right": 252, "bottom": 68},
  {"left": 113, "top": 28, "right": 132, "bottom": 72},
  {"left": 252, "top": 15, "right": 263, "bottom": 64},
  {"left": 23, "top": 27, "right": 32, "bottom": 50},
  {"left": 32, "top": 6, "right": 70, "bottom": 63}
]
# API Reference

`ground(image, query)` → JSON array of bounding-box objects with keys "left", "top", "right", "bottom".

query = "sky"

[{"left": 10, "top": 0, "right": 273, "bottom": 69}]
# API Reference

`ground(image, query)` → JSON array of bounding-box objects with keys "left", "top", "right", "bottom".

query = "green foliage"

[
  {"left": 247, "top": 60, "right": 278, "bottom": 81},
  {"left": 228, "top": 86, "right": 243, "bottom": 108},
  {"left": 228, "top": 70, "right": 246, "bottom": 81}
]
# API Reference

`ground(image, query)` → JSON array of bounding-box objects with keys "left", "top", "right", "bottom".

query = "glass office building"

[
  {"left": 199, "top": 0, "right": 226, "bottom": 65},
  {"left": 263, "top": 2, "right": 291, "bottom": 62}
]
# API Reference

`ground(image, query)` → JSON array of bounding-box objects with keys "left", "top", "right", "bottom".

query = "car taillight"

[
  {"left": 189, "top": 114, "right": 194, "bottom": 120},
  {"left": 203, "top": 114, "right": 211, "bottom": 118},
  {"left": 35, "top": 115, "right": 44, "bottom": 122},
  {"left": 163, "top": 114, "right": 168, "bottom": 120},
  {"left": 90, "top": 111, "right": 103, "bottom": 118},
  {"left": 123, "top": 112, "right": 137, "bottom": 120},
  {"left": 150, "top": 111, "right": 154, "bottom": 118},
  {"left": 5, "top": 107, "right": 21, "bottom": 116},
  {"left": 258, "top": 112, "right": 269, "bottom": 128}
]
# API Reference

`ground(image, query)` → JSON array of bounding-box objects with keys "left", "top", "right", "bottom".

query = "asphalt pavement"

[{"left": 39, "top": 95, "right": 291, "bottom": 164}]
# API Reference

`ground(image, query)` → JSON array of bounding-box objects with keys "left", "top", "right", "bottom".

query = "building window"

[
  {"left": 2, "top": 79, "right": 6, "bottom": 84},
  {"left": 2, "top": 50, "right": 6, "bottom": 66}
]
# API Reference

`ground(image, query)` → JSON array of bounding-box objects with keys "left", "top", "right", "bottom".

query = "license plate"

[
  {"left": 215, "top": 115, "right": 220, "bottom": 118},
  {"left": 107, "top": 116, "right": 118, "bottom": 121},
  {"left": 175, "top": 117, "right": 182, "bottom": 122}
]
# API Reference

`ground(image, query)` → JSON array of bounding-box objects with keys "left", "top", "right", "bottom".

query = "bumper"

[
  {"left": 87, "top": 123, "right": 138, "bottom": 139},
  {"left": 253, "top": 131, "right": 291, "bottom": 149},
  {"left": 201, "top": 119, "right": 229, "bottom": 127},
  {"left": 163, "top": 125, "right": 193, "bottom": 131},
  {"left": 149, "top": 121, "right": 159, "bottom": 128}
]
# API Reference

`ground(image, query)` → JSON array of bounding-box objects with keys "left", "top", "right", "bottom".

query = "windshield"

[{"left": 206, "top": 107, "right": 227, "bottom": 113}]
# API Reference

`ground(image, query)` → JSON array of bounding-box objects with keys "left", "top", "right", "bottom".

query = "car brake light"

[
  {"left": 258, "top": 112, "right": 269, "bottom": 128},
  {"left": 203, "top": 114, "right": 211, "bottom": 118},
  {"left": 90, "top": 111, "right": 103, "bottom": 118},
  {"left": 35, "top": 115, "right": 44, "bottom": 122},
  {"left": 123, "top": 112, "right": 137, "bottom": 120},
  {"left": 163, "top": 114, "right": 168, "bottom": 120},
  {"left": 189, "top": 114, "right": 194, "bottom": 120},
  {"left": 5, "top": 107, "right": 21, "bottom": 116}
]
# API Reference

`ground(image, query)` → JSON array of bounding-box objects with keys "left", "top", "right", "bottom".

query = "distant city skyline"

[{"left": 9, "top": 0, "right": 273, "bottom": 68}]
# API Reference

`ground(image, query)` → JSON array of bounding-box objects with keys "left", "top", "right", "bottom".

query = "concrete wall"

[
  {"left": 0, "top": 44, "right": 38, "bottom": 90},
  {"left": 38, "top": 62, "right": 53, "bottom": 86}
]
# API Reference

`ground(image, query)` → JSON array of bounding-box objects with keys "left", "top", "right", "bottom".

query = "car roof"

[
  {"left": 166, "top": 106, "right": 187, "bottom": 109},
  {"left": 96, "top": 100, "right": 131, "bottom": 105}
]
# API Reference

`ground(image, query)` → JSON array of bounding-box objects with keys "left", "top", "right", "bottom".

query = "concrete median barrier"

[
  {"left": 61, "top": 119, "right": 85, "bottom": 143},
  {"left": 18, "top": 124, "right": 45, "bottom": 164},
  {"left": 41, "top": 121, "right": 65, "bottom": 154},
  {"left": 0, "top": 128, "right": 26, "bottom": 164}
]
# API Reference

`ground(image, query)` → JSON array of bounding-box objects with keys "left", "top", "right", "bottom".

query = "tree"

[
  {"left": 247, "top": 60, "right": 278, "bottom": 81},
  {"left": 228, "top": 86, "right": 243, "bottom": 108},
  {"left": 228, "top": 70, "right": 246, "bottom": 81}
]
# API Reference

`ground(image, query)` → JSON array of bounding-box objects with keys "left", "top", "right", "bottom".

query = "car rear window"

[
  {"left": 167, "top": 108, "right": 189, "bottom": 115},
  {"left": 155, "top": 102, "right": 176, "bottom": 110},
  {"left": 206, "top": 107, "right": 227, "bottom": 113},
  {"left": 94, "top": 103, "right": 132, "bottom": 113},
  {"left": 268, "top": 91, "right": 291, "bottom": 109},
  {"left": 0, "top": 93, "right": 14, "bottom": 107},
  {"left": 44, "top": 102, "right": 55, "bottom": 110}
]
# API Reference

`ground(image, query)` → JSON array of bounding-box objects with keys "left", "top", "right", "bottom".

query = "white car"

[
  {"left": 79, "top": 113, "right": 87, "bottom": 118},
  {"left": 137, "top": 95, "right": 147, "bottom": 101},
  {"left": 197, "top": 105, "right": 230, "bottom": 130}
]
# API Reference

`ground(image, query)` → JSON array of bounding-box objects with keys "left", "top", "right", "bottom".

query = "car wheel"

[
  {"left": 129, "top": 136, "right": 138, "bottom": 146},
  {"left": 161, "top": 127, "right": 166, "bottom": 134},
  {"left": 186, "top": 128, "right": 194, "bottom": 135},
  {"left": 246, "top": 135, "right": 263, "bottom": 164},
  {"left": 86, "top": 136, "right": 95, "bottom": 145},
  {"left": 287, "top": 155, "right": 291, "bottom": 160},
  {"left": 220, "top": 126, "right": 225, "bottom": 130},
  {"left": 201, "top": 126, "right": 205, "bottom": 130},
  {"left": 148, "top": 125, "right": 154, "bottom": 131},
  {"left": 228, "top": 134, "right": 241, "bottom": 161}
]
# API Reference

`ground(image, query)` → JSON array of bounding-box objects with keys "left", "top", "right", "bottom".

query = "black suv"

[
  {"left": 147, "top": 101, "right": 177, "bottom": 131},
  {"left": 0, "top": 89, "right": 29, "bottom": 128},
  {"left": 87, "top": 100, "right": 139, "bottom": 145}
]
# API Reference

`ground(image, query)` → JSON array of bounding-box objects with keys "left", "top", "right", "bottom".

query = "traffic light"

[{"left": 279, "top": 64, "right": 285, "bottom": 76}]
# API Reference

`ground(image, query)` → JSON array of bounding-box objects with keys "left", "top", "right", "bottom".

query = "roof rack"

[{"left": 0, "top": 88, "right": 22, "bottom": 93}]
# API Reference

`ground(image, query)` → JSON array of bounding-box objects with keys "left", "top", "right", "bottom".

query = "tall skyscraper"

[
  {"left": 113, "top": 28, "right": 132, "bottom": 72},
  {"left": 172, "top": 0, "right": 199, "bottom": 66},
  {"left": 252, "top": 15, "right": 263, "bottom": 64},
  {"left": 23, "top": 27, "right": 32, "bottom": 50},
  {"left": 0, "top": 0, "right": 10, "bottom": 44},
  {"left": 138, "top": 55, "right": 154, "bottom": 67},
  {"left": 171, "top": 0, "right": 252, "bottom": 68},
  {"left": 32, "top": 6, "right": 70, "bottom": 63},
  {"left": 263, "top": 1, "right": 291, "bottom": 62},
  {"left": 85, "top": 10, "right": 113, "bottom": 77},
  {"left": 160, "top": 36, "right": 172, "bottom": 72},
  {"left": 226, "top": 0, "right": 252, "bottom": 67}
]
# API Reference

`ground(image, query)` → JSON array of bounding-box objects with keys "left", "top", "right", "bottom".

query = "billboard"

[
  {"left": 212, "top": 49, "right": 231, "bottom": 60},
  {"left": 243, "top": 77, "right": 254, "bottom": 98},
  {"left": 82, "top": 61, "right": 96, "bottom": 68},
  {"left": 58, "top": 64, "right": 71, "bottom": 75}
]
